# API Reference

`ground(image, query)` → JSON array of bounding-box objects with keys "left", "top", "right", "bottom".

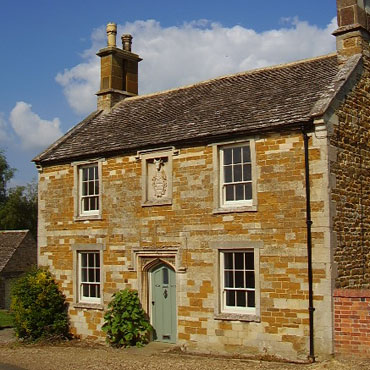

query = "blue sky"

[{"left": 0, "top": 0, "right": 337, "bottom": 186}]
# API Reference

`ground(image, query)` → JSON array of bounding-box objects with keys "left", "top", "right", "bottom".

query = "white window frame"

[
  {"left": 210, "top": 241, "right": 261, "bottom": 322},
  {"left": 212, "top": 139, "right": 257, "bottom": 213},
  {"left": 78, "top": 251, "right": 101, "bottom": 304},
  {"left": 79, "top": 164, "right": 100, "bottom": 216},
  {"left": 220, "top": 143, "right": 253, "bottom": 207},
  {"left": 220, "top": 250, "right": 256, "bottom": 315},
  {"left": 72, "top": 244, "right": 105, "bottom": 308},
  {"left": 72, "top": 159, "right": 104, "bottom": 220}
]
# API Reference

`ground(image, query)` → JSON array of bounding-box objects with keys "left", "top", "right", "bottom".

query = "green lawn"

[{"left": 0, "top": 310, "right": 13, "bottom": 328}]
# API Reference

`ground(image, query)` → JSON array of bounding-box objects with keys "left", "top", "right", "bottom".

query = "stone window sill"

[
  {"left": 214, "top": 312, "right": 260, "bottom": 322},
  {"left": 74, "top": 215, "right": 102, "bottom": 222},
  {"left": 213, "top": 206, "right": 257, "bottom": 214},
  {"left": 73, "top": 302, "right": 104, "bottom": 311}
]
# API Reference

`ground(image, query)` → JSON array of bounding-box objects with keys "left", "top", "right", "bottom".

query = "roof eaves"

[
  {"left": 32, "top": 110, "right": 103, "bottom": 163},
  {"left": 309, "top": 54, "right": 363, "bottom": 118}
]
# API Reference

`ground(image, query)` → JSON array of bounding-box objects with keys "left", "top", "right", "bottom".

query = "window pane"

[
  {"left": 226, "top": 290, "right": 235, "bottom": 306},
  {"left": 247, "top": 291, "right": 255, "bottom": 308},
  {"left": 88, "top": 268, "right": 95, "bottom": 282},
  {"left": 88, "top": 253, "right": 95, "bottom": 267},
  {"left": 90, "top": 197, "right": 96, "bottom": 210},
  {"left": 97, "top": 286, "right": 101, "bottom": 298},
  {"left": 88, "top": 167, "right": 94, "bottom": 180},
  {"left": 82, "top": 182, "right": 87, "bottom": 197},
  {"left": 81, "top": 254, "right": 87, "bottom": 267},
  {"left": 94, "top": 167, "right": 99, "bottom": 180},
  {"left": 82, "top": 198, "right": 89, "bottom": 211},
  {"left": 234, "top": 164, "right": 242, "bottom": 182},
  {"left": 225, "top": 185, "right": 234, "bottom": 201},
  {"left": 224, "top": 271, "right": 234, "bottom": 288},
  {"left": 224, "top": 166, "right": 232, "bottom": 183},
  {"left": 245, "top": 252, "right": 254, "bottom": 270},
  {"left": 245, "top": 183, "right": 252, "bottom": 200},
  {"left": 82, "top": 168, "right": 88, "bottom": 181},
  {"left": 95, "top": 254, "right": 100, "bottom": 268},
  {"left": 90, "top": 285, "right": 97, "bottom": 298},
  {"left": 235, "top": 253, "right": 244, "bottom": 269},
  {"left": 245, "top": 271, "right": 255, "bottom": 288},
  {"left": 163, "top": 268, "right": 169, "bottom": 285},
  {"left": 235, "top": 184, "right": 244, "bottom": 200},
  {"left": 81, "top": 268, "right": 87, "bottom": 282},
  {"left": 95, "top": 269, "right": 100, "bottom": 283},
  {"left": 243, "top": 164, "right": 251, "bottom": 181},
  {"left": 223, "top": 148, "right": 232, "bottom": 165},
  {"left": 233, "top": 147, "right": 241, "bottom": 164},
  {"left": 82, "top": 284, "right": 89, "bottom": 297},
  {"left": 235, "top": 271, "right": 244, "bottom": 288},
  {"left": 243, "top": 146, "right": 251, "bottom": 162},
  {"left": 94, "top": 181, "right": 99, "bottom": 195},
  {"left": 88, "top": 181, "right": 94, "bottom": 195},
  {"left": 236, "top": 291, "right": 246, "bottom": 307},
  {"left": 224, "top": 253, "right": 233, "bottom": 269}
]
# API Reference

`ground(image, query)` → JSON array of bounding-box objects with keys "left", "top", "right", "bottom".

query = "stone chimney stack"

[
  {"left": 96, "top": 23, "right": 142, "bottom": 112},
  {"left": 333, "top": 0, "right": 370, "bottom": 63},
  {"left": 121, "top": 34, "right": 132, "bottom": 52}
]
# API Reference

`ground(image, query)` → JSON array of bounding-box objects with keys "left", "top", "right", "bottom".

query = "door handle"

[{"left": 152, "top": 301, "right": 155, "bottom": 305}]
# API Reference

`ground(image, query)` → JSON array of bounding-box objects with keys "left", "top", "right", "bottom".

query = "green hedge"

[{"left": 10, "top": 268, "right": 70, "bottom": 341}]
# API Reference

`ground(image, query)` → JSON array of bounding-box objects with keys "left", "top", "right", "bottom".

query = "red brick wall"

[{"left": 334, "top": 289, "right": 370, "bottom": 357}]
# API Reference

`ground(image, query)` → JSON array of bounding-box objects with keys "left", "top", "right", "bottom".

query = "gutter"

[{"left": 302, "top": 125, "right": 315, "bottom": 362}]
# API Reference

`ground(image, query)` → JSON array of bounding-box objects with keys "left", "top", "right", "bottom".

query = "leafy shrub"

[
  {"left": 102, "top": 289, "right": 152, "bottom": 347},
  {"left": 10, "top": 268, "right": 70, "bottom": 341}
]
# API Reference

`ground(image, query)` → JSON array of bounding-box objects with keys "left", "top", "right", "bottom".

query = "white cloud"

[
  {"left": 56, "top": 17, "right": 337, "bottom": 116},
  {"left": 9, "top": 102, "right": 63, "bottom": 150}
]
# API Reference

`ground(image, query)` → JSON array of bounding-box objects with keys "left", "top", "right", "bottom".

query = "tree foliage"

[
  {"left": 0, "top": 149, "right": 15, "bottom": 206},
  {"left": 0, "top": 149, "right": 37, "bottom": 239},
  {"left": 102, "top": 289, "right": 152, "bottom": 347},
  {"left": 10, "top": 268, "right": 70, "bottom": 341}
]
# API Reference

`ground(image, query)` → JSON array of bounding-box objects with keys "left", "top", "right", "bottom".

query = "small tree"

[
  {"left": 102, "top": 289, "right": 152, "bottom": 347},
  {"left": 10, "top": 268, "right": 70, "bottom": 341}
]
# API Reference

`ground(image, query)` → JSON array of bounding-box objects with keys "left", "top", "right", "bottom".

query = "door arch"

[{"left": 150, "top": 263, "right": 176, "bottom": 343}]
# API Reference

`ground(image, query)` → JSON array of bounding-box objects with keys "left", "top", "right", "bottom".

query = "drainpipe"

[{"left": 302, "top": 125, "right": 315, "bottom": 362}]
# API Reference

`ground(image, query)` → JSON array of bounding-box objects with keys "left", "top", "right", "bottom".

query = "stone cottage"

[
  {"left": 33, "top": 0, "right": 369, "bottom": 361},
  {"left": 0, "top": 230, "right": 37, "bottom": 309}
]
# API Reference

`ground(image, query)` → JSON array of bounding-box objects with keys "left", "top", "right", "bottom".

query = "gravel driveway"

[{"left": 0, "top": 329, "right": 369, "bottom": 370}]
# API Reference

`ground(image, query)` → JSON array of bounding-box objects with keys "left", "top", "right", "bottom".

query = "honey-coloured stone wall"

[{"left": 37, "top": 130, "right": 333, "bottom": 360}]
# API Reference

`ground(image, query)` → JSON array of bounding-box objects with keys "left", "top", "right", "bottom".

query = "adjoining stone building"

[
  {"left": 0, "top": 230, "right": 37, "bottom": 309},
  {"left": 33, "top": 0, "right": 370, "bottom": 361}
]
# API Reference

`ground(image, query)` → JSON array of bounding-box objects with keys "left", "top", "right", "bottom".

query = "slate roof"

[
  {"left": 34, "top": 53, "right": 359, "bottom": 165},
  {"left": 0, "top": 230, "right": 28, "bottom": 273}
]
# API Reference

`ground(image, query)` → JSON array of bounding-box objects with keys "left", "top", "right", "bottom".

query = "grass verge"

[{"left": 0, "top": 309, "right": 13, "bottom": 328}]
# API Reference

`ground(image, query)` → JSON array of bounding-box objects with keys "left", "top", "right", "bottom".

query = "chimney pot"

[
  {"left": 121, "top": 34, "right": 133, "bottom": 52},
  {"left": 106, "top": 23, "right": 117, "bottom": 47}
]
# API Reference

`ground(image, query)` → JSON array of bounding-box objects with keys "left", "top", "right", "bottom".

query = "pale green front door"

[{"left": 151, "top": 264, "right": 176, "bottom": 343}]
